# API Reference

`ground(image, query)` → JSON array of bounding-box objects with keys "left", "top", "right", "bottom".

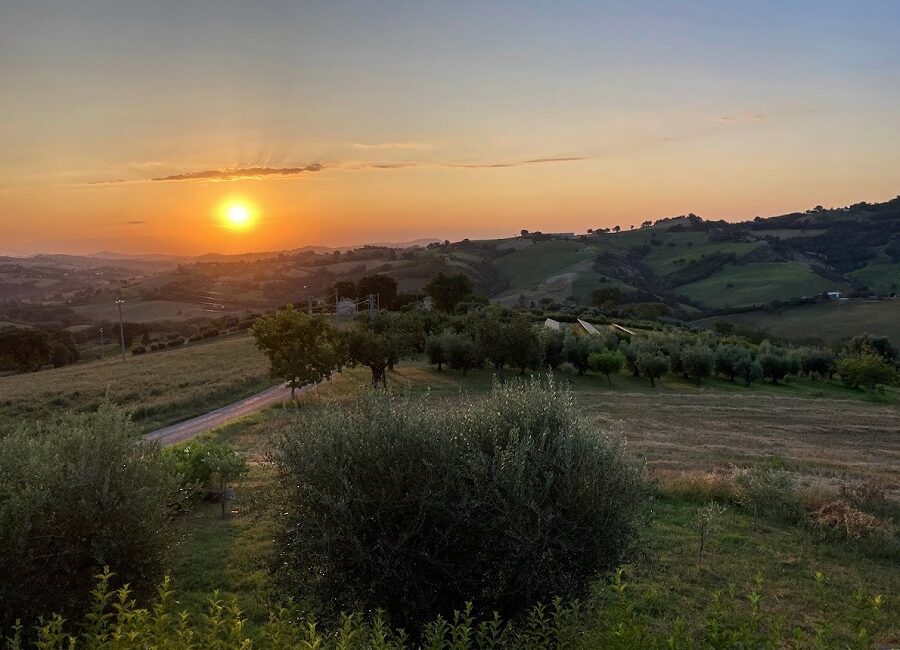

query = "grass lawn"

[
  {"left": 677, "top": 262, "right": 847, "bottom": 308},
  {"left": 0, "top": 334, "right": 273, "bottom": 432},
  {"left": 693, "top": 298, "right": 900, "bottom": 344},
  {"left": 168, "top": 361, "right": 900, "bottom": 640}
]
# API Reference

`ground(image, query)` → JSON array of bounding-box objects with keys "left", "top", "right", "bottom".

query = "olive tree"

[
  {"left": 272, "top": 381, "right": 645, "bottom": 632},
  {"left": 588, "top": 350, "right": 625, "bottom": 385},
  {"left": 0, "top": 404, "right": 180, "bottom": 627}
]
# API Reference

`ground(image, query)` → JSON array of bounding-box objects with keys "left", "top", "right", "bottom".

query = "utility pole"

[
  {"left": 368, "top": 293, "right": 376, "bottom": 317},
  {"left": 116, "top": 299, "right": 126, "bottom": 361},
  {"left": 99, "top": 327, "right": 105, "bottom": 360}
]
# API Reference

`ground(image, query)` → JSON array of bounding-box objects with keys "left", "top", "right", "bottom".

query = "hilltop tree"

[
  {"left": 251, "top": 305, "right": 343, "bottom": 397},
  {"left": 422, "top": 272, "right": 475, "bottom": 312}
]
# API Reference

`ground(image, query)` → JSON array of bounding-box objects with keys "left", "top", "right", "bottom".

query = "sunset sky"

[{"left": 1, "top": 1, "right": 898, "bottom": 256}]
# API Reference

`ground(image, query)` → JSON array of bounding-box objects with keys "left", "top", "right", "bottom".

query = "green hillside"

[
  {"left": 676, "top": 262, "right": 846, "bottom": 308},
  {"left": 693, "top": 299, "right": 900, "bottom": 343}
]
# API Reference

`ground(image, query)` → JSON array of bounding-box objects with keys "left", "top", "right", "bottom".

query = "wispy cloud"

[
  {"left": 352, "top": 141, "right": 431, "bottom": 150},
  {"left": 152, "top": 164, "right": 325, "bottom": 182},
  {"left": 442, "top": 156, "right": 586, "bottom": 169},
  {"left": 715, "top": 113, "right": 765, "bottom": 125},
  {"left": 85, "top": 156, "right": 587, "bottom": 187}
]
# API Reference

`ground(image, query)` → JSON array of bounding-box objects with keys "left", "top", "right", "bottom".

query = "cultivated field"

[
  {"left": 0, "top": 334, "right": 272, "bottom": 431},
  {"left": 694, "top": 299, "right": 900, "bottom": 343}
]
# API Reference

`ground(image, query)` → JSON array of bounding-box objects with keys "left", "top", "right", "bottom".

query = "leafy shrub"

[
  {"left": 272, "top": 380, "right": 646, "bottom": 631},
  {"left": 0, "top": 404, "right": 181, "bottom": 627},
  {"left": 735, "top": 467, "right": 802, "bottom": 523},
  {"left": 166, "top": 440, "right": 248, "bottom": 516},
  {"left": 837, "top": 354, "right": 898, "bottom": 391},
  {"left": 5, "top": 568, "right": 890, "bottom": 649}
]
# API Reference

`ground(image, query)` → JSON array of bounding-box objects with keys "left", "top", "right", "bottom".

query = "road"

[{"left": 144, "top": 382, "right": 304, "bottom": 447}]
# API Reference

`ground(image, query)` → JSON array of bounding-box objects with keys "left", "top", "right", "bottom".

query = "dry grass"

[
  {"left": 0, "top": 335, "right": 272, "bottom": 431},
  {"left": 575, "top": 391, "right": 900, "bottom": 499}
]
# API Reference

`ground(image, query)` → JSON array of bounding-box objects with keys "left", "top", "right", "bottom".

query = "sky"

[{"left": 1, "top": 1, "right": 898, "bottom": 256}]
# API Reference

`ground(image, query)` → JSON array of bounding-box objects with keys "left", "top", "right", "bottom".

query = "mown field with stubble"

[{"left": 577, "top": 391, "right": 900, "bottom": 493}]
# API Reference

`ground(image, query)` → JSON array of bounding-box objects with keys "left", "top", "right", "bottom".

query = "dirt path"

[{"left": 144, "top": 382, "right": 302, "bottom": 447}]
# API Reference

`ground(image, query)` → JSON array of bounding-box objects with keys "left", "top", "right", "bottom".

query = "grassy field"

[
  {"left": 638, "top": 232, "right": 762, "bottom": 278},
  {"left": 0, "top": 334, "right": 273, "bottom": 432},
  {"left": 494, "top": 240, "right": 599, "bottom": 293},
  {"left": 71, "top": 299, "right": 250, "bottom": 323},
  {"left": 677, "top": 262, "right": 845, "bottom": 308},
  {"left": 848, "top": 262, "right": 900, "bottom": 294},
  {"left": 694, "top": 298, "right": 900, "bottom": 343},
  {"left": 168, "top": 362, "right": 900, "bottom": 641}
]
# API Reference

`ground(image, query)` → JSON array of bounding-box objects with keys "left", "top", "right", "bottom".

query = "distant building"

[
  {"left": 543, "top": 318, "right": 561, "bottom": 331},
  {"left": 826, "top": 291, "right": 843, "bottom": 300}
]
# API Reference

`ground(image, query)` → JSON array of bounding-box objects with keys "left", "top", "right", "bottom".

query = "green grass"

[
  {"left": 638, "top": 232, "right": 762, "bottom": 278},
  {"left": 493, "top": 240, "right": 599, "bottom": 292},
  {"left": 694, "top": 299, "right": 900, "bottom": 343},
  {"left": 0, "top": 334, "right": 273, "bottom": 432},
  {"left": 848, "top": 263, "right": 900, "bottom": 294},
  {"left": 72, "top": 299, "right": 248, "bottom": 323},
  {"left": 168, "top": 365, "right": 900, "bottom": 637},
  {"left": 677, "top": 262, "right": 846, "bottom": 308}
]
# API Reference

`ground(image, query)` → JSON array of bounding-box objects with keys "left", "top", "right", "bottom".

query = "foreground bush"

[
  {"left": 4, "top": 569, "right": 890, "bottom": 649},
  {"left": 272, "top": 380, "right": 645, "bottom": 631},
  {"left": 0, "top": 404, "right": 181, "bottom": 627}
]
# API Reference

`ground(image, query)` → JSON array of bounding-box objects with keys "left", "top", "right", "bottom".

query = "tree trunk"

[{"left": 606, "top": 373, "right": 612, "bottom": 387}]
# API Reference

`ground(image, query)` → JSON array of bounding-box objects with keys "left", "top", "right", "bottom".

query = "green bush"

[
  {"left": 165, "top": 439, "right": 248, "bottom": 516},
  {"left": 0, "top": 404, "right": 181, "bottom": 627},
  {"left": 272, "top": 380, "right": 645, "bottom": 631},
  {"left": 735, "top": 467, "right": 803, "bottom": 523}
]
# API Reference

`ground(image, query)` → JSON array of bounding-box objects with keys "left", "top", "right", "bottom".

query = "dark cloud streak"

[{"left": 152, "top": 164, "right": 325, "bottom": 182}]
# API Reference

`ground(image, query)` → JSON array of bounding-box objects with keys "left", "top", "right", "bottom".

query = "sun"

[{"left": 221, "top": 201, "right": 255, "bottom": 230}]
